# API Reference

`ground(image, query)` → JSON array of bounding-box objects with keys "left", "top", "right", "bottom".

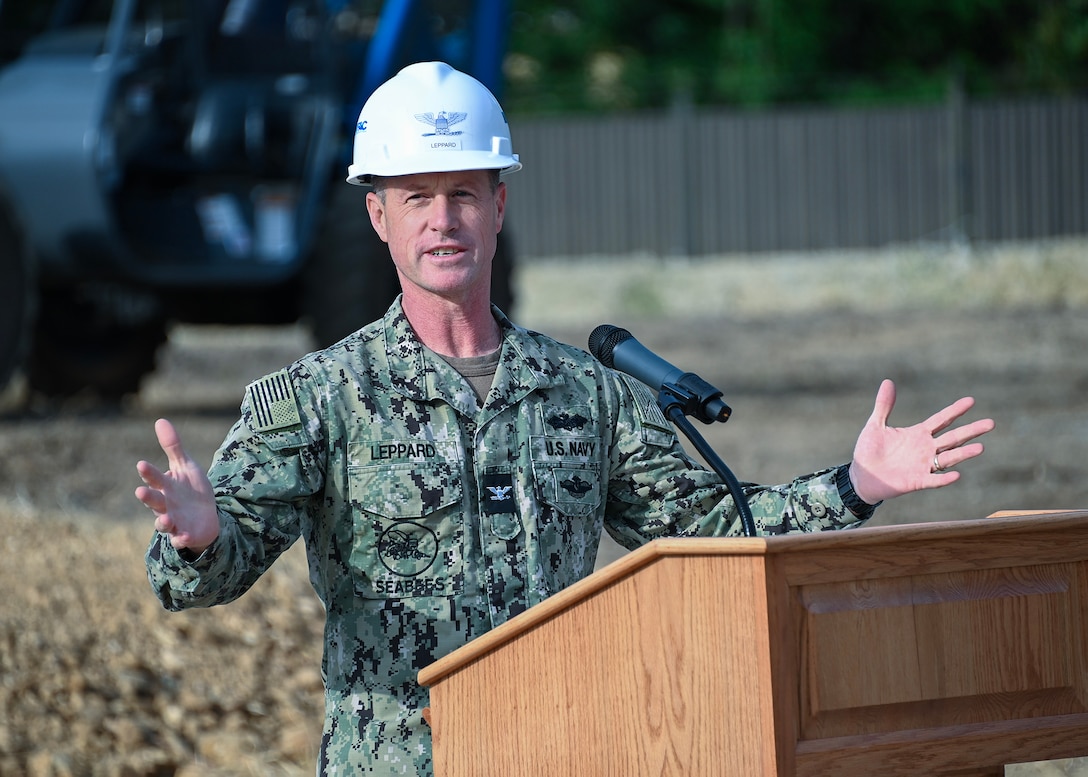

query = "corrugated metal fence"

[{"left": 505, "top": 96, "right": 1088, "bottom": 258}]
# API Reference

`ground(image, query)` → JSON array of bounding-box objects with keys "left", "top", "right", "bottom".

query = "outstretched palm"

[
  {"left": 135, "top": 418, "right": 219, "bottom": 553},
  {"left": 849, "top": 379, "right": 995, "bottom": 506}
]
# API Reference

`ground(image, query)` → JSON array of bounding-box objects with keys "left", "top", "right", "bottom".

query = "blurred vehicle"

[{"left": 0, "top": 0, "right": 513, "bottom": 398}]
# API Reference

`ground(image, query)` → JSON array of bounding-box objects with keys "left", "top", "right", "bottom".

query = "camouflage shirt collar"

[{"left": 382, "top": 298, "right": 570, "bottom": 410}]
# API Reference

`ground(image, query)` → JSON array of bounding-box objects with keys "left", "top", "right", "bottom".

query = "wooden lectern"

[{"left": 419, "top": 510, "right": 1088, "bottom": 776}]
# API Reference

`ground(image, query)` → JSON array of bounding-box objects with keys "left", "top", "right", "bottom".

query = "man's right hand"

[{"left": 135, "top": 418, "right": 220, "bottom": 555}]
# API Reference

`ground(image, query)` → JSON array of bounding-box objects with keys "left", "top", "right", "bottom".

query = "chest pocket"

[
  {"left": 347, "top": 458, "right": 464, "bottom": 600},
  {"left": 534, "top": 461, "right": 601, "bottom": 517},
  {"left": 530, "top": 435, "right": 602, "bottom": 518}
]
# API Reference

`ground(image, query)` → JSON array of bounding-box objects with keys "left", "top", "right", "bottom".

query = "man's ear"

[
  {"left": 494, "top": 181, "right": 507, "bottom": 233},
  {"left": 365, "top": 191, "right": 389, "bottom": 243}
]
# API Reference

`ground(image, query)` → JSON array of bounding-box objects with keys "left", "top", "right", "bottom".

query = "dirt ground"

[{"left": 2, "top": 245, "right": 1087, "bottom": 776}]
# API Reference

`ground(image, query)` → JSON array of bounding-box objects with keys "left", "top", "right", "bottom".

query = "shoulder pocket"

[
  {"left": 619, "top": 374, "right": 675, "bottom": 448},
  {"left": 245, "top": 369, "right": 306, "bottom": 451}
]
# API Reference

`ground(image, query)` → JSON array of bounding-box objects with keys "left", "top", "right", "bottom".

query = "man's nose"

[{"left": 429, "top": 197, "right": 459, "bottom": 232}]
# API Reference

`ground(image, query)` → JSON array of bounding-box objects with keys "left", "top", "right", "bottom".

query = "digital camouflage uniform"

[{"left": 146, "top": 299, "right": 868, "bottom": 776}]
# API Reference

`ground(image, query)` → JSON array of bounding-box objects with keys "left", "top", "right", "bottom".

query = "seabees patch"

[{"left": 247, "top": 369, "right": 301, "bottom": 432}]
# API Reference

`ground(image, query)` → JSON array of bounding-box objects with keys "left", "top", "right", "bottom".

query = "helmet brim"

[{"left": 346, "top": 153, "right": 522, "bottom": 186}]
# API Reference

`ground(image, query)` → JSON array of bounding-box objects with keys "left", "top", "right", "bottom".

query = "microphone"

[{"left": 588, "top": 324, "right": 731, "bottom": 424}]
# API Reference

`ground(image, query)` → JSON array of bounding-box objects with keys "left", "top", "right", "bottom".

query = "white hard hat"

[{"left": 346, "top": 61, "right": 522, "bottom": 185}]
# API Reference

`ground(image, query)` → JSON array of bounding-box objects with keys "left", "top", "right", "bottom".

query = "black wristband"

[{"left": 835, "top": 463, "right": 882, "bottom": 519}]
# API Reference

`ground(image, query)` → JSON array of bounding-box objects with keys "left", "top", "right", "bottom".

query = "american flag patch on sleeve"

[
  {"left": 620, "top": 374, "right": 671, "bottom": 431},
  {"left": 247, "top": 369, "right": 302, "bottom": 432}
]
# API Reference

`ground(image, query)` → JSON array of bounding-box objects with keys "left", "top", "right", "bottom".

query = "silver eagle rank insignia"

[{"left": 414, "top": 111, "right": 467, "bottom": 136}]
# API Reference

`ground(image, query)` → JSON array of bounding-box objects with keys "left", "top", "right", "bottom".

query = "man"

[{"left": 138, "top": 62, "right": 994, "bottom": 775}]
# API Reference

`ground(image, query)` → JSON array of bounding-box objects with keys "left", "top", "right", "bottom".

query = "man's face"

[{"left": 365, "top": 170, "right": 506, "bottom": 306}]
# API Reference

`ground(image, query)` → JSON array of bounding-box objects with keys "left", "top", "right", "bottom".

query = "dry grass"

[{"left": 515, "top": 237, "right": 1088, "bottom": 329}]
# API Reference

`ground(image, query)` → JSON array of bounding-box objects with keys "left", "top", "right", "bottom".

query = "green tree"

[{"left": 504, "top": 0, "right": 1088, "bottom": 115}]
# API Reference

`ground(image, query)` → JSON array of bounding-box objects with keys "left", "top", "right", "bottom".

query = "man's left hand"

[{"left": 848, "top": 379, "right": 995, "bottom": 505}]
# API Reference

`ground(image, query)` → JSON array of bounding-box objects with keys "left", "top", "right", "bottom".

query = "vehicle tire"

[
  {"left": 27, "top": 287, "right": 168, "bottom": 400},
  {"left": 303, "top": 186, "right": 518, "bottom": 348},
  {"left": 303, "top": 185, "right": 400, "bottom": 349},
  {"left": 0, "top": 196, "right": 34, "bottom": 394}
]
